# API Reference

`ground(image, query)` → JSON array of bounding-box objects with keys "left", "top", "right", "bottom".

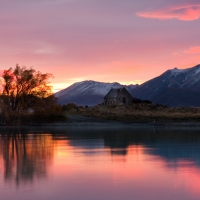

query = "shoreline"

[
  {"left": 1, "top": 114, "right": 200, "bottom": 127},
  {"left": 47, "top": 121, "right": 200, "bottom": 127},
  {"left": 9, "top": 120, "right": 200, "bottom": 128}
]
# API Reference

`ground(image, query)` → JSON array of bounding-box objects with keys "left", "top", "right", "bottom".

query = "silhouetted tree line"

[
  {"left": 132, "top": 98, "right": 152, "bottom": 104},
  {"left": 62, "top": 103, "right": 84, "bottom": 111},
  {"left": 132, "top": 98, "right": 168, "bottom": 108}
]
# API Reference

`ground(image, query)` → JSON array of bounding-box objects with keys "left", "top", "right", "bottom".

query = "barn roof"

[{"left": 104, "top": 88, "right": 123, "bottom": 98}]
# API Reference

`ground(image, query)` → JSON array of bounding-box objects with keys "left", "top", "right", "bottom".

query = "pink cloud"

[
  {"left": 136, "top": 4, "right": 200, "bottom": 21},
  {"left": 184, "top": 46, "right": 200, "bottom": 54},
  {"left": 172, "top": 52, "right": 182, "bottom": 56}
]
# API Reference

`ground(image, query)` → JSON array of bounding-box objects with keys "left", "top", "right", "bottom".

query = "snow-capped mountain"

[
  {"left": 131, "top": 64, "right": 200, "bottom": 107},
  {"left": 55, "top": 80, "right": 137, "bottom": 106},
  {"left": 55, "top": 64, "right": 200, "bottom": 107}
]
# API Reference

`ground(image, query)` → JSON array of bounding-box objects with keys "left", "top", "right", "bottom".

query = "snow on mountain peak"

[
  {"left": 169, "top": 64, "right": 200, "bottom": 75},
  {"left": 55, "top": 80, "right": 138, "bottom": 106},
  {"left": 56, "top": 80, "right": 125, "bottom": 98},
  {"left": 170, "top": 68, "right": 187, "bottom": 74}
]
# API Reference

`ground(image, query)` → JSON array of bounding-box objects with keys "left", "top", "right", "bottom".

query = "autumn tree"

[{"left": 0, "top": 64, "right": 55, "bottom": 112}]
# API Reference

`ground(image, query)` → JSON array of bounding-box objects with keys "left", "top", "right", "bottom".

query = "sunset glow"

[
  {"left": 1, "top": 131, "right": 200, "bottom": 200},
  {"left": 52, "top": 139, "right": 200, "bottom": 199},
  {"left": 1, "top": 0, "right": 200, "bottom": 92}
]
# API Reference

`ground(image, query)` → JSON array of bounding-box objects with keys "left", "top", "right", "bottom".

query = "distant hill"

[
  {"left": 55, "top": 64, "right": 200, "bottom": 107},
  {"left": 55, "top": 80, "right": 137, "bottom": 106},
  {"left": 131, "top": 64, "right": 200, "bottom": 107}
]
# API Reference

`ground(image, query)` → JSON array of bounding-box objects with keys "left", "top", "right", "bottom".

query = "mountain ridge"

[
  {"left": 55, "top": 64, "right": 200, "bottom": 107},
  {"left": 131, "top": 64, "right": 200, "bottom": 106},
  {"left": 55, "top": 80, "right": 138, "bottom": 106}
]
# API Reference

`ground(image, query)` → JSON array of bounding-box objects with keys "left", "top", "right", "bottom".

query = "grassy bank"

[
  {"left": 1, "top": 103, "right": 200, "bottom": 126},
  {"left": 64, "top": 104, "right": 200, "bottom": 123}
]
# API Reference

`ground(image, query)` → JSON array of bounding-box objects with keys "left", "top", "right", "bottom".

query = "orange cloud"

[
  {"left": 184, "top": 46, "right": 200, "bottom": 54},
  {"left": 136, "top": 4, "right": 200, "bottom": 21}
]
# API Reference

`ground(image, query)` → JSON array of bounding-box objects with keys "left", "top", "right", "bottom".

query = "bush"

[
  {"left": 132, "top": 98, "right": 142, "bottom": 104},
  {"left": 31, "top": 112, "right": 66, "bottom": 123},
  {"left": 142, "top": 100, "right": 152, "bottom": 104},
  {"left": 62, "top": 103, "right": 78, "bottom": 111}
]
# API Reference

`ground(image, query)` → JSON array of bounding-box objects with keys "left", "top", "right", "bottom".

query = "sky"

[{"left": 0, "top": 0, "right": 200, "bottom": 92}]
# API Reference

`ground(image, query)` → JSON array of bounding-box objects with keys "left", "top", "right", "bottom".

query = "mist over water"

[{"left": 0, "top": 126, "right": 200, "bottom": 200}]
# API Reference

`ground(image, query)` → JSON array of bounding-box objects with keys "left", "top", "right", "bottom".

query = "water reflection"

[
  {"left": 0, "top": 127, "right": 200, "bottom": 200},
  {"left": 61, "top": 127, "right": 200, "bottom": 166},
  {"left": 0, "top": 132, "right": 55, "bottom": 185},
  {"left": 0, "top": 127, "right": 200, "bottom": 175}
]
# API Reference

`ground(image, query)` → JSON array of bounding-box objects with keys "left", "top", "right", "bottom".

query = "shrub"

[
  {"left": 132, "top": 98, "right": 142, "bottom": 104},
  {"left": 62, "top": 103, "right": 78, "bottom": 111},
  {"left": 142, "top": 100, "right": 152, "bottom": 104}
]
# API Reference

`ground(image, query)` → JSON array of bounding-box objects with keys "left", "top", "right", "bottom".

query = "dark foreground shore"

[
  {"left": 2, "top": 104, "right": 200, "bottom": 127},
  {"left": 32, "top": 114, "right": 200, "bottom": 127},
  {"left": 57, "top": 104, "right": 200, "bottom": 127}
]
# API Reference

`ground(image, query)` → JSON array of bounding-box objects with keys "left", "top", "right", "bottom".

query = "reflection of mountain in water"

[
  {"left": 0, "top": 132, "right": 54, "bottom": 185},
  {"left": 146, "top": 142, "right": 200, "bottom": 167},
  {"left": 1, "top": 126, "right": 200, "bottom": 180},
  {"left": 52, "top": 127, "right": 200, "bottom": 167},
  {"left": 69, "top": 139, "right": 104, "bottom": 149}
]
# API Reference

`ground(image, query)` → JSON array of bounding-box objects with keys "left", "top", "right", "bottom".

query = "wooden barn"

[{"left": 104, "top": 87, "right": 133, "bottom": 106}]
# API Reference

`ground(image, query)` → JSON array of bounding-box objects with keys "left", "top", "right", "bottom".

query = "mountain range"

[
  {"left": 55, "top": 64, "right": 200, "bottom": 107},
  {"left": 55, "top": 80, "right": 137, "bottom": 106}
]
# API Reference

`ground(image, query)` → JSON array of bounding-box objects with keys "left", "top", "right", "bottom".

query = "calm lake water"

[{"left": 0, "top": 126, "right": 200, "bottom": 200}]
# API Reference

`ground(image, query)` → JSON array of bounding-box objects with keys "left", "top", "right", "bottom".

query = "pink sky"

[{"left": 0, "top": 0, "right": 200, "bottom": 92}]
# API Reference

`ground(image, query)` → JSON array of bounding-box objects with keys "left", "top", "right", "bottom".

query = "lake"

[{"left": 0, "top": 126, "right": 200, "bottom": 200}]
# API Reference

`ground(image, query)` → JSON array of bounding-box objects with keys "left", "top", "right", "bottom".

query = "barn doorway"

[{"left": 122, "top": 97, "right": 126, "bottom": 104}]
